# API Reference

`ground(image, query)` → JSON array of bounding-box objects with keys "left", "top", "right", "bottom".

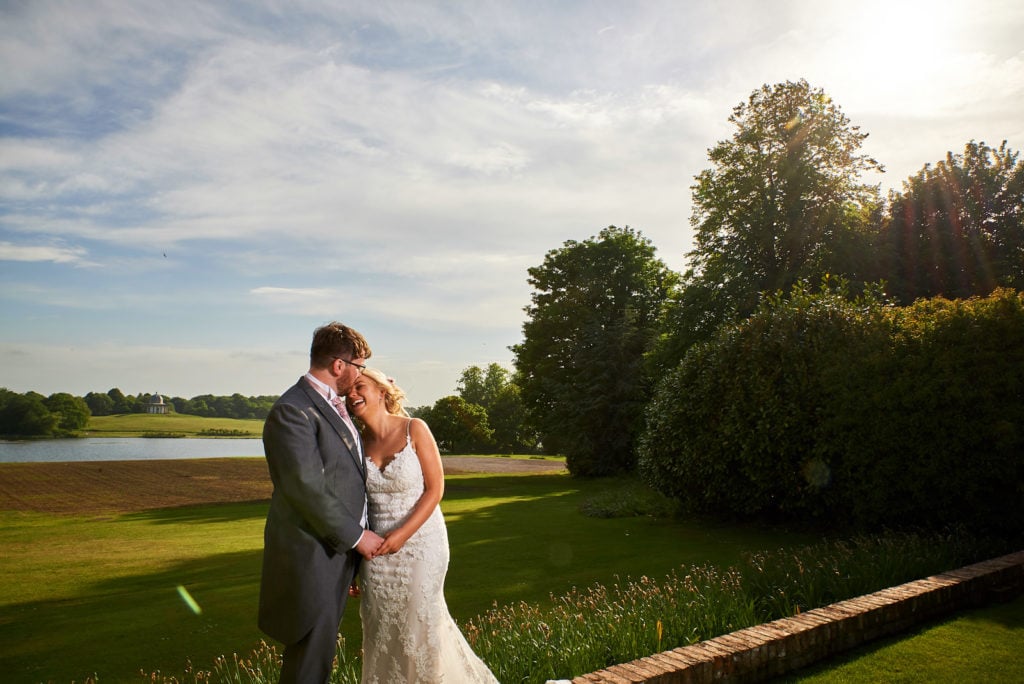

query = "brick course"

[{"left": 570, "top": 550, "right": 1024, "bottom": 683}]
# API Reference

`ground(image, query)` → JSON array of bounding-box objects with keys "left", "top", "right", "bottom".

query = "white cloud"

[
  {"left": 0, "top": 241, "right": 88, "bottom": 265},
  {"left": 250, "top": 286, "right": 339, "bottom": 313},
  {"left": 1, "top": 0, "right": 1022, "bottom": 403}
]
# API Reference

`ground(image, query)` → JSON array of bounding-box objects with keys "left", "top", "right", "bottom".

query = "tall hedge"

[
  {"left": 831, "top": 289, "right": 1024, "bottom": 532},
  {"left": 639, "top": 286, "right": 1024, "bottom": 534}
]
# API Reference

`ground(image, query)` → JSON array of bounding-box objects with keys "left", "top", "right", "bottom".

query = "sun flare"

[{"left": 822, "top": 0, "right": 968, "bottom": 112}]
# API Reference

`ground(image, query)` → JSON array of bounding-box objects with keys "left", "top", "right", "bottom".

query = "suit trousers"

[{"left": 278, "top": 564, "right": 352, "bottom": 684}]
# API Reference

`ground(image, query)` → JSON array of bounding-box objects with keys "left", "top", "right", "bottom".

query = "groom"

[{"left": 258, "top": 321, "right": 384, "bottom": 683}]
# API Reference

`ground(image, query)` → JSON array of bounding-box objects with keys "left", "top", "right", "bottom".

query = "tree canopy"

[
  {"left": 43, "top": 392, "right": 90, "bottom": 431},
  {"left": 512, "top": 225, "right": 676, "bottom": 475},
  {"left": 0, "top": 389, "right": 87, "bottom": 437},
  {"left": 456, "top": 364, "right": 535, "bottom": 453},
  {"left": 877, "top": 140, "right": 1024, "bottom": 303},
  {"left": 420, "top": 395, "right": 494, "bottom": 454},
  {"left": 660, "top": 79, "right": 882, "bottom": 363}
]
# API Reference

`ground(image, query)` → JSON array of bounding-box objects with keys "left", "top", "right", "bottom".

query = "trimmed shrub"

[
  {"left": 828, "top": 289, "right": 1024, "bottom": 532},
  {"left": 640, "top": 286, "right": 1024, "bottom": 534}
]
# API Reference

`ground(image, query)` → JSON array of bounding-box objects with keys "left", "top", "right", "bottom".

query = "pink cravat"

[
  {"left": 330, "top": 395, "right": 357, "bottom": 433},
  {"left": 329, "top": 395, "right": 368, "bottom": 521}
]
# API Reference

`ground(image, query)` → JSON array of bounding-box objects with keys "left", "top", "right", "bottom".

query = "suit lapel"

[{"left": 299, "top": 380, "right": 365, "bottom": 476}]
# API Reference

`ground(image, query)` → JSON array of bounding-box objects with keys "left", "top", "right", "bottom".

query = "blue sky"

[{"left": 2, "top": 0, "right": 1022, "bottom": 407}]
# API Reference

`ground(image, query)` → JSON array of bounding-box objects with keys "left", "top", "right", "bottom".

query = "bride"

[{"left": 346, "top": 368, "right": 498, "bottom": 683}]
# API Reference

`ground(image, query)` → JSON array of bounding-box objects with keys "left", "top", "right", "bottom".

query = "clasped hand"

[
  {"left": 355, "top": 529, "right": 386, "bottom": 560},
  {"left": 356, "top": 529, "right": 407, "bottom": 560},
  {"left": 369, "top": 530, "right": 409, "bottom": 558}
]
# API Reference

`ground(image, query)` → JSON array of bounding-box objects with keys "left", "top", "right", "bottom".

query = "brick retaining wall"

[{"left": 570, "top": 550, "right": 1024, "bottom": 683}]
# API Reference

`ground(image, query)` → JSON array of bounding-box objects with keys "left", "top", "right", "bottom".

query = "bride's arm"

[{"left": 372, "top": 417, "right": 445, "bottom": 556}]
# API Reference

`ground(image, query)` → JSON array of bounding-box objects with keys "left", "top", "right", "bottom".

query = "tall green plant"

[{"left": 168, "top": 529, "right": 997, "bottom": 684}]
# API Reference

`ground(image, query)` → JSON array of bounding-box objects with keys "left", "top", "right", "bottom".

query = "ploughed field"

[{"left": 0, "top": 456, "right": 566, "bottom": 515}]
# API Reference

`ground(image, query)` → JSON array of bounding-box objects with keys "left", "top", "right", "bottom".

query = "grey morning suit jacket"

[{"left": 258, "top": 378, "right": 367, "bottom": 645}]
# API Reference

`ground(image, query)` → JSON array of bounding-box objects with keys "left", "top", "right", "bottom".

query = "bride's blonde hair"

[{"left": 362, "top": 367, "right": 410, "bottom": 417}]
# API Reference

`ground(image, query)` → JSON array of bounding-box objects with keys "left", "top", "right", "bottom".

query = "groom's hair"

[{"left": 310, "top": 321, "right": 372, "bottom": 369}]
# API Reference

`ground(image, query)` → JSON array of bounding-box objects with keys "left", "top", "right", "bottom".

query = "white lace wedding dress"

[{"left": 360, "top": 429, "right": 499, "bottom": 683}]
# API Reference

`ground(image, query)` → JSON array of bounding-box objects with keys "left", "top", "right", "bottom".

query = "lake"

[{"left": 0, "top": 437, "right": 265, "bottom": 463}]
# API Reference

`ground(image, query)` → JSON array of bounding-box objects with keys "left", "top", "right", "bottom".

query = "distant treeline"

[
  {"left": 0, "top": 389, "right": 92, "bottom": 437},
  {"left": 0, "top": 388, "right": 279, "bottom": 438},
  {"left": 84, "top": 389, "right": 279, "bottom": 420}
]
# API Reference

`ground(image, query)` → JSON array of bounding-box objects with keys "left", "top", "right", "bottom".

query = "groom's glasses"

[{"left": 334, "top": 357, "right": 366, "bottom": 374}]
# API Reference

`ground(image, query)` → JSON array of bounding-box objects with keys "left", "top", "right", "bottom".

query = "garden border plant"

[{"left": 134, "top": 527, "right": 1012, "bottom": 684}]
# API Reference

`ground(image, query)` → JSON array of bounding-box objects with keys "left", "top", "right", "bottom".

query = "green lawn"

[
  {"left": 783, "top": 593, "right": 1024, "bottom": 683},
  {"left": 84, "top": 413, "right": 264, "bottom": 437},
  {"left": 0, "top": 469, "right": 819, "bottom": 684},
  {"left": 4, "top": 463, "right": 1017, "bottom": 684}
]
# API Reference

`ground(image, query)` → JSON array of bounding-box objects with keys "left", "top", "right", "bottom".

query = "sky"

[{"left": 2, "top": 0, "right": 1022, "bottom": 407}]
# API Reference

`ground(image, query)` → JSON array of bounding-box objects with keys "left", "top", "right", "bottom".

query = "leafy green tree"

[
  {"left": 44, "top": 392, "right": 91, "bottom": 431},
  {"left": 106, "top": 388, "right": 134, "bottom": 414},
  {"left": 134, "top": 393, "right": 155, "bottom": 413},
  {"left": 660, "top": 79, "right": 882, "bottom": 364},
  {"left": 641, "top": 279, "right": 891, "bottom": 522},
  {"left": 407, "top": 405, "right": 431, "bottom": 419},
  {"left": 488, "top": 382, "right": 536, "bottom": 454},
  {"left": 877, "top": 140, "right": 1024, "bottom": 304},
  {"left": 229, "top": 393, "right": 251, "bottom": 419},
  {"left": 84, "top": 391, "right": 115, "bottom": 416},
  {"left": 0, "top": 389, "right": 58, "bottom": 436},
  {"left": 512, "top": 226, "right": 676, "bottom": 475},
  {"left": 189, "top": 397, "right": 212, "bottom": 416},
  {"left": 421, "top": 396, "right": 494, "bottom": 454},
  {"left": 456, "top": 364, "right": 508, "bottom": 409},
  {"left": 456, "top": 363, "right": 535, "bottom": 453}
]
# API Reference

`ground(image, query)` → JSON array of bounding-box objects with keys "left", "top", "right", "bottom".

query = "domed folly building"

[{"left": 147, "top": 392, "right": 169, "bottom": 415}]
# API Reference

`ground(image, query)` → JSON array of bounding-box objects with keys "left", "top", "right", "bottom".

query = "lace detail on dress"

[{"left": 360, "top": 429, "right": 498, "bottom": 683}]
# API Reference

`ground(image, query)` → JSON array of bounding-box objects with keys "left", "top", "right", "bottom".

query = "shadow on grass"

[
  {"left": 122, "top": 499, "right": 270, "bottom": 524},
  {"left": 0, "top": 547, "right": 265, "bottom": 684},
  {"left": 1, "top": 472, "right": 816, "bottom": 683}
]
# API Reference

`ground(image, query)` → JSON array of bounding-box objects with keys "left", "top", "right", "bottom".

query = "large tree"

[
  {"left": 421, "top": 396, "right": 494, "bottom": 454},
  {"left": 512, "top": 226, "right": 676, "bottom": 475},
  {"left": 456, "top": 364, "right": 535, "bottom": 453},
  {"left": 0, "top": 389, "right": 58, "bottom": 436},
  {"left": 457, "top": 364, "right": 511, "bottom": 410},
  {"left": 83, "top": 391, "right": 115, "bottom": 416},
  {"left": 44, "top": 392, "right": 91, "bottom": 431},
  {"left": 661, "top": 79, "right": 882, "bottom": 362},
  {"left": 877, "top": 140, "right": 1024, "bottom": 304},
  {"left": 106, "top": 387, "right": 136, "bottom": 414}
]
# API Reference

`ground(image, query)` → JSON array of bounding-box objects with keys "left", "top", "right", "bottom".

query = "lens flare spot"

[
  {"left": 802, "top": 458, "right": 832, "bottom": 489},
  {"left": 177, "top": 584, "right": 202, "bottom": 615}
]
